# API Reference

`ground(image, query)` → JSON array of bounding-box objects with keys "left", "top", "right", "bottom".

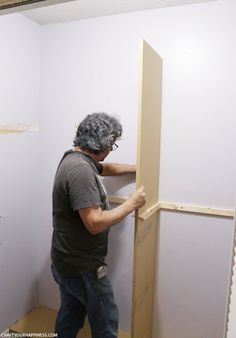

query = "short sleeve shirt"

[{"left": 51, "top": 150, "right": 109, "bottom": 277}]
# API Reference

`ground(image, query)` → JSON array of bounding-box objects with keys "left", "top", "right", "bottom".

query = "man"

[{"left": 51, "top": 112, "right": 146, "bottom": 338}]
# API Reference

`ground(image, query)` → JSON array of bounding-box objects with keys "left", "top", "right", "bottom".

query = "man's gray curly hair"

[{"left": 74, "top": 112, "right": 122, "bottom": 154}]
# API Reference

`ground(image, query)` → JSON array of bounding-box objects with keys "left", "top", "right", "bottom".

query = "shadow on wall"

[
  {"left": 102, "top": 174, "right": 136, "bottom": 196},
  {"left": 39, "top": 256, "right": 60, "bottom": 311},
  {"left": 3, "top": 275, "right": 38, "bottom": 331},
  {"left": 106, "top": 212, "right": 135, "bottom": 332}
]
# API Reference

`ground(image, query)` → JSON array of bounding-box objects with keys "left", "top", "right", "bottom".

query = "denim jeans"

[{"left": 51, "top": 265, "right": 119, "bottom": 338}]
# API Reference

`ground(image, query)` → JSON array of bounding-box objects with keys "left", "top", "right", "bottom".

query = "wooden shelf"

[{"left": 0, "top": 124, "right": 38, "bottom": 134}]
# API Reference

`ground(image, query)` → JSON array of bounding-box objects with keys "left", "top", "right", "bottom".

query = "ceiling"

[{"left": 21, "top": 0, "right": 217, "bottom": 25}]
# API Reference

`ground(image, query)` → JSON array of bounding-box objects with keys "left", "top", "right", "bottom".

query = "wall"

[
  {"left": 0, "top": 14, "right": 40, "bottom": 330},
  {"left": 37, "top": 1, "right": 236, "bottom": 337},
  {"left": 37, "top": 13, "right": 140, "bottom": 330},
  {"left": 0, "top": 0, "right": 235, "bottom": 337}
]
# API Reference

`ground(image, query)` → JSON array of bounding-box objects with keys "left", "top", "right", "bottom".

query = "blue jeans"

[{"left": 51, "top": 265, "right": 119, "bottom": 338}]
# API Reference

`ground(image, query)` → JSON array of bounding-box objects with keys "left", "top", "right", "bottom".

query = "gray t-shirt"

[{"left": 51, "top": 150, "right": 109, "bottom": 277}]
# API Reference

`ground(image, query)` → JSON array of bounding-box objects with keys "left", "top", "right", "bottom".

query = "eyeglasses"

[{"left": 111, "top": 142, "right": 118, "bottom": 151}]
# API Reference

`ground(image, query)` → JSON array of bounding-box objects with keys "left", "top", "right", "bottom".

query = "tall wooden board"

[{"left": 132, "top": 40, "right": 162, "bottom": 338}]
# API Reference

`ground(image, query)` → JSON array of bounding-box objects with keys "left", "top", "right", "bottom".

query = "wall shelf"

[{"left": 0, "top": 124, "right": 38, "bottom": 134}]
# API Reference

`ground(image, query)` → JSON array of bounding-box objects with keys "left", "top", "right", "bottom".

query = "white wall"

[
  {"left": 0, "top": 0, "right": 235, "bottom": 337},
  {"left": 0, "top": 14, "right": 40, "bottom": 330},
  {"left": 36, "top": 1, "right": 236, "bottom": 337},
  {"left": 37, "top": 11, "right": 141, "bottom": 329}
]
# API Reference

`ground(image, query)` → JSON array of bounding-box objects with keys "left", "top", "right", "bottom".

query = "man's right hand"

[{"left": 127, "top": 186, "right": 146, "bottom": 210}]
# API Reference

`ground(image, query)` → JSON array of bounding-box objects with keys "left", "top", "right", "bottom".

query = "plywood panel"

[
  {"left": 9, "top": 305, "right": 130, "bottom": 338},
  {"left": 132, "top": 214, "right": 158, "bottom": 338},
  {"left": 132, "top": 40, "right": 162, "bottom": 338},
  {"left": 9, "top": 306, "right": 57, "bottom": 335},
  {"left": 136, "top": 39, "right": 162, "bottom": 217}
]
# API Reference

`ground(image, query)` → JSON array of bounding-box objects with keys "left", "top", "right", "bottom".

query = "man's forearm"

[
  {"left": 87, "top": 201, "right": 135, "bottom": 234},
  {"left": 79, "top": 199, "right": 136, "bottom": 235},
  {"left": 79, "top": 187, "right": 146, "bottom": 235}
]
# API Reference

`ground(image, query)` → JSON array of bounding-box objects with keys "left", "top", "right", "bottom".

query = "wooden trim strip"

[
  {"left": 161, "top": 202, "right": 234, "bottom": 218},
  {"left": 0, "top": 124, "right": 38, "bottom": 133},
  {"left": 108, "top": 195, "right": 234, "bottom": 218},
  {"left": 0, "top": 0, "right": 46, "bottom": 10},
  {"left": 138, "top": 202, "right": 161, "bottom": 220},
  {"left": 108, "top": 195, "right": 128, "bottom": 205}
]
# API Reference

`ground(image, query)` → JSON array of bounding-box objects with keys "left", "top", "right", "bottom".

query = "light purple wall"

[
  {"left": 38, "top": 1, "right": 236, "bottom": 336},
  {"left": 0, "top": 0, "right": 236, "bottom": 337},
  {"left": 0, "top": 13, "right": 40, "bottom": 330}
]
